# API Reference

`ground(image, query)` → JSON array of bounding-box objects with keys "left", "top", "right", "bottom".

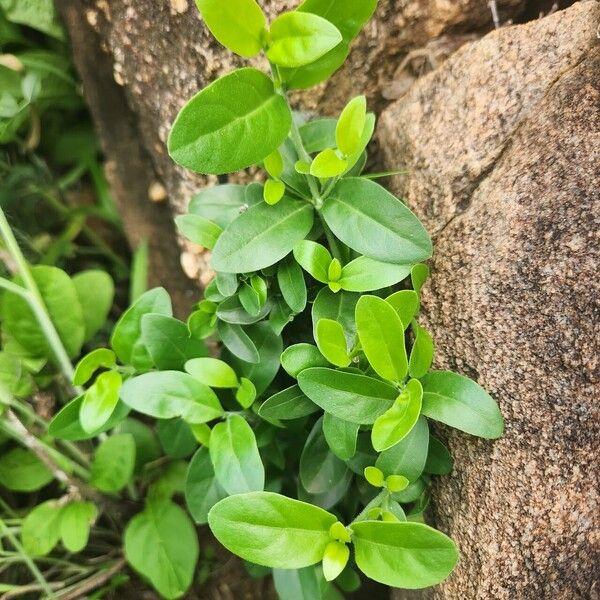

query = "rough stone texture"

[{"left": 380, "top": 2, "right": 600, "bottom": 598}]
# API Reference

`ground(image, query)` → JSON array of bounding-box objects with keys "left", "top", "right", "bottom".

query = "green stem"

[
  {"left": 0, "top": 518, "right": 58, "bottom": 600},
  {"left": 351, "top": 489, "right": 387, "bottom": 524},
  {"left": 320, "top": 217, "right": 344, "bottom": 263}
]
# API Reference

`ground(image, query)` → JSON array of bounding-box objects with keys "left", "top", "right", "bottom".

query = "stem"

[
  {"left": 351, "top": 490, "right": 387, "bottom": 524},
  {"left": 0, "top": 518, "right": 58, "bottom": 600},
  {"left": 0, "top": 207, "right": 79, "bottom": 391},
  {"left": 320, "top": 218, "right": 344, "bottom": 263}
]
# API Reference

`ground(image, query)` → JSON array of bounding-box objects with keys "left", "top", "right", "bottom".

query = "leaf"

[
  {"left": 264, "top": 179, "right": 286, "bottom": 205},
  {"left": 188, "top": 184, "right": 248, "bottom": 229},
  {"left": 72, "top": 270, "right": 114, "bottom": 342},
  {"left": 385, "top": 290, "right": 419, "bottom": 328},
  {"left": 322, "top": 178, "right": 432, "bottom": 264},
  {"left": 323, "top": 541, "right": 349, "bottom": 581},
  {"left": 351, "top": 521, "right": 458, "bottom": 588},
  {"left": 212, "top": 197, "right": 314, "bottom": 273},
  {"left": 376, "top": 415, "right": 429, "bottom": 481},
  {"left": 215, "top": 272, "right": 239, "bottom": 298},
  {"left": 293, "top": 240, "right": 332, "bottom": 283},
  {"left": 343, "top": 113, "right": 375, "bottom": 174},
  {"left": 300, "top": 418, "right": 349, "bottom": 494},
  {"left": 315, "top": 319, "right": 350, "bottom": 367},
  {"left": 277, "top": 256, "right": 307, "bottom": 313},
  {"left": 168, "top": 68, "right": 291, "bottom": 175},
  {"left": 208, "top": 492, "right": 337, "bottom": 568},
  {"left": 175, "top": 214, "right": 222, "bottom": 249},
  {"left": 90, "top": 434, "right": 136, "bottom": 493},
  {"left": 235, "top": 377, "right": 257, "bottom": 408},
  {"left": 239, "top": 282, "right": 263, "bottom": 316},
  {"left": 125, "top": 499, "right": 198, "bottom": 599},
  {"left": 272, "top": 566, "right": 323, "bottom": 600},
  {"left": 185, "top": 357, "right": 238, "bottom": 388},
  {"left": 114, "top": 418, "right": 162, "bottom": 473},
  {"left": 186, "top": 447, "right": 227, "bottom": 524},
  {"left": 336, "top": 96, "right": 366, "bottom": 156},
  {"left": 259, "top": 385, "right": 318, "bottom": 420},
  {"left": 217, "top": 321, "right": 259, "bottom": 364},
  {"left": 195, "top": 0, "right": 265, "bottom": 57},
  {"left": 73, "top": 348, "right": 116, "bottom": 386},
  {"left": 297, "top": 368, "right": 397, "bottom": 424},
  {"left": 424, "top": 436, "right": 454, "bottom": 475},
  {"left": 0, "top": 448, "right": 53, "bottom": 492},
  {"left": 300, "top": 118, "right": 336, "bottom": 153},
  {"left": 59, "top": 502, "right": 97, "bottom": 552},
  {"left": 2, "top": 265, "right": 85, "bottom": 358},
  {"left": 80, "top": 370, "right": 122, "bottom": 433},
  {"left": 141, "top": 314, "right": 207, "bottom": 371},
  {"left": 188, "top": 301, "right": 217, "bottom": 339},
  {"left": 264, "top": 149, "right": 284, "bottom": 178},
  {"left": 157, "top": 419, "right": 198, "bottom": 459},
  {"left": 420, "top": 371, "right": 504, "bottom": 439},
  {"left": 312, "top": 288, "right": 359, "bottom": 348},
  {"left": 21, "top": 501, "right": 63, "bottom": 556},
  {"left": 339, "top": 256, "right": 412, "bottom": 292},
  {"left": 310, "top": 149, "right": 347, "bottom": 178},
  {"left": 411, "top": 263, "right": 429, "bottom": 294},
  {"left": 210, "top": 415, "right": 264, "bottom": 495},
  {"left": 281, "top": 343, "right": 329, "bottom": 378},
  {"left": 48, "top": 395, "right": 130, "bottom": 441},
  {"left": 408, "top": 323, "right": 434, "bottom": 378},
  {"left": 0, "top": 0, "right": 64, "bottom": 39},
  {"left": 371, "top": 379, "right": 423, "bottom": 452},
  {"left": 111, "top": 287, "right": 172, "bottom": 370},
  {"left": 217, "top": 295, "right": 271, "bottom": 325},
  {"left": 322, "top": 413, "right": 359, "bottom": 460},
  {"left": 120, "top": 371, "right": 223, "bottom": 424},
  {"left": 267, "top": 12, "right": 342, "bottom": 68},
  {"left": 356, "top": 295, "right": 407, "bottom": 382}
]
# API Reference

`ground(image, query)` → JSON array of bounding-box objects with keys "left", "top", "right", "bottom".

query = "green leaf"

[
  {"left": 300, "top": 417, "right": 349, "bottom": 494},
  {"left": 277, "top": 256, "right": 307, "bottom": 313},
  {"left": 111, "top": 287, "right": 172, "bottom": 370},
  {"left": 168, "top": 68, "right": 291, "bottom": 175},
  {"left": 80, "top": 370, "right": 122, "bottom": 433},
  {"left": 300, "top": 118, "right": 336, "bottom": 153},
  {"left": 188, "top": 301, "right": 217, "bottom": 340},
  {"left": 235, "top": 377, "right": 257, "bottom": 408},
  {"left": 114, "top": 418, "right": 162, "bottom": 473},
  {"left": 125, "top": 499, "right": 198, "bottom": 599},
  {"left": 212, "top": 197, "right": 314, "bottom": 273},
  {"left": 175, "top": 214, "right": 222, "bottom": 249},
  {"left": 59, "top": 502, "right": 97, "bottom": 552},
  {"left": 297, "top": 368, "right": 397, "bottom": 424},
  {"left": 0, "top": 0, "right": 64, "bottom": 39},
  {"left": 371, "top": 379, "right": 423, "bottom": 452},
  {"left": 259, "top": 385, "right": 318, "bottom": 420},
  {"left": 90, "top": 433, "right": 136, "bottom": 493},
  {"left": 208, "top": 492, "right": 337, "bottom": 568},
  {"left": 0, "top": 448, "right": 53, "bottom": 492},
  {"left": 343, "top": 113, "right": 375, "bottom": 174},
  {"left": 264, "top": 149, "right": 284, "bottom": 178},
  {"left": 336, "top": 96, "right": 366, "bottom": 156},
  {"left": 351, "top": 521, "right": 458, "bottom": 588},
  {"left": 217, "top": 321, "right": 259, "bottom": 364},
  {"left": 185, "top": 357, "right": 238, "bottom": 388},
  {"left": 21, "top": 501, "right": 63, "bottom": 556},
  {"left": 72, "top": 270, "right": 114, "bottom": 342},
  {"left": 195, "top": 0, "right": 266, "bottom": 57},
  {"left": 315, "top": 319, "right": 350, "bottom": 367},
  {"left": 310, "top": 149, "right": 347, "bottom": 178},
  {"left": 210, "top": 415, "right": 264, "bottom": 495},
  {"left": 312, "top": 288, "right": 359, "bottom": 348},
  {"left": 272, "top": 566, "right": 323, "bottom": 600},
  {"left": 339, "top": 256, "right": 412, "bottom": 292},
  {"left": 364, "top": 466, "right": 385, "bottom": 487},
  {"left": 323, "top": 541, "right": 349, "bottom": 581},
  {"left": 322, "top": 413, "right": 359, "bottom": 460},
  {"left": 2, "top": 265, "right": 85, "bottom": 358},
  {"left": 215, "top": 272, "right": 239, "bottom": 298},
  {"left": 157, "top": 419, "right": 198, "bottom": 459},
  {"left": 385, "top": 290, "right": 419, "bottom": 328},
  {"left": 293, "top": 240, "right": 332, "bottom": 283},
  {"left": 73, "top": 348, "right": 116, "bottom": 386},
  {"left": 376, "top": 415, "right": 429, "bottom": 481},
  {"left": 408, "top": 323, "right": 434, "bottom": 378},
  {"left": 267, "top": 12, "right": 342, "bottom": 68},
  {"left": 411, "top": 263, "right": 429, "bottom": 293},
  {"left": 281, "top": 343, "right": 329, "bottom": 378},
  {"left": 186, "top": 447, "right": 227, "bottom": 524},
  {"left": 322, "top": 178, "right": 432, "bottom": 264},
  {"left": 264, "top": 179, "right": 286, "bottom": 205},
  {"left": 239, "top": 282, "right": 263, "bottom": 316},
  {"left": 188, "top": 184, "right": 248, "bottom": 229},
  {"left": 421, "top": 371, "right": 504, "bottom": 439},
  {"left": 142, "top": 314, "right": 207, "bottom": 370},
  {"left": 120, "top": 371, "right": 223, "bottom": 424},
  {"left": 424, "top": 436, "right": 454, "bottom": 475},
  {"left": 48, "top": 395, "right": 130, "bottom": 441},
  {"left": 217, "top": 294, "right": 271, "bottom": 325},
  {"left": 356, "top": 295, "right": 407, "bottom": 382}
]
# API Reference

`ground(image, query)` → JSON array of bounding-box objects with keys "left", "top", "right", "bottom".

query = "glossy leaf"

[
  {"left": 339, "top": 256, "right": 412, "bottom": 292},
  {"left": 264, "top": 179, "right": 286, "bottom": 205},
  {"left": 212, "top": 197, "right": 314, "bottom": 273},
  {"left": 90, "top": 434, "right": 135, "bottom": 493},
  {"left": 73, "top": 348, "right": 116, "bottom": 386},
  {"left": 424, "top": 436, "right": 454, "bottom": 475},
  {"left": 0, "top": 448, "right": 53, "bottom": 492},
  {"left": 336, "top": 95, "right": 366, "bottom": 156},
  {"left": 217, "top": 321, "right": 259, "bottom": 364},
  {"left": 312, "top": 288, "right": 359, "bottom": 348},
  {"left": 323, "top": 541, "right": 349, "bottom": 581},
  {"left": 409, "top": 323, "right": 434, "bottom": 379},
  {"left": 356, "top": 295, "right": 407, "bottom": 382},
  {"left": 421, "top": 371, "right": 504, "bottom": 439},
  {"left": 315, "top": 319, "right": 350, "bottom": 367},
  {"left": 175, "top": 214, "right": 222, "bottom": 249},
  {"left": 277, "top": 256, "right": 307, "bottom": 313},
  {"left": 293, "top": 240, "right": 331, "bottom": 283},
  {"left": 185, "top": 447, "right": 227, "bottom": 524},
  {"left": 208, "top": 492, "right": 337, "bottom": 568},
  {"left": 185, "top": 357, "right": 238, "bottom": 388},
  {"left": 385, "top": 290, "right": 419, "bottom": 329},
  {"left": 322, "top": 413, "right": 359, "bottom": 460},
  {"left": 80, "top": 370, "right": 122, "bottom": 433},
  {"left": 322, "top": 178, "right": 432, "bottom": 264},
  {"left": 235, "top": 377, "right": 257, "bottom": 408},
  {"left": 297, "top": 368, "right": 397, "bottom": 424},
  {"left": 168, "top": 68, "right": 291, "bottom": 175},
  {"left": 72, "top": 270, "right": 114, "bottom": 342},
  {"left": 60, "top": 501, "right": 97, "bottom": 552},
  {"left": 281, "top": 343, "right": 329, "bottom": 378},
  {"left": 259, "top": 385, "right": 318, "bottom": 420},
  {"left": 210, "top": 415, "right": 264, "bottom": 495},
  {"left": 310, "top": 149, "right": 347, "bottom": 178}
]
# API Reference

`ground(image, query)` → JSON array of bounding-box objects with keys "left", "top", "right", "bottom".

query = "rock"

[{"left": 379, "top": 2, "right": 600, "bottom": 598}]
